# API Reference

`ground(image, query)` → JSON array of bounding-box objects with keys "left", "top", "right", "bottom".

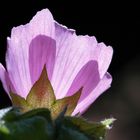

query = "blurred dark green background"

[{"left": 0, "top": 1, "right": 139, "bottom": 140}]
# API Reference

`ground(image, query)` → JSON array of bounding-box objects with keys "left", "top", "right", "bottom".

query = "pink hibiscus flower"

[{"left": 0, "top": 9, "right": 113, "bottom": 115}]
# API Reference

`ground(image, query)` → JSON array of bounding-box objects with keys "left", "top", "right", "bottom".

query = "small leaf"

[
  {"left": 26, "top": 66, "right": 56, "bottom": 109},
  {"left": 101, "top": 118, "right": 116, "bottom": 129},
  {"left": 62, "top": 117, "right": 115, "bottom": 140},
  {"left": 10, "top": 92, "right": 30, "bottom": 112},
  {"left": 51, "top": 88, "right": 82, "bottom": 119}
]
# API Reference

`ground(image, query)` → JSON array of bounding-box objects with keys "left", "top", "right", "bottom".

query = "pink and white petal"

[
  {"left": 54, "top": 21, "right": 75, "bottom": 54},
  {"left": 0, "top": 63, "right": 9, "bottom": 93},
  {"left": 6, "top": 9, "right": 55, "bottom": 98},
  {"left": 93, "top": 43, "right": 113, "bottom": 78},
  {"left": 51, "top": 23, "right": 98, "bottom": 99},
  {"left": 66, "top": 61, "right": 100, "bottom": 101},
  {"left": 28, "top": 9, "right": 55, "bottom": 39},
  {"left": 11, "top": 9, "right": 55, "bottom": 43},
  {"left": 6, "top": 39, "right": 32, "bottom": 98},
  {"left": 72, "top": 72, "right": 112, "bottom": 115},
  {"left": 29, "top": 35, "right": 56, "bottom": 84}
]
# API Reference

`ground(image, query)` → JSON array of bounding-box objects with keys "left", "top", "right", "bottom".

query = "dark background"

[{"left": 0, "top": 1, "right": 139, "bottom": 140}]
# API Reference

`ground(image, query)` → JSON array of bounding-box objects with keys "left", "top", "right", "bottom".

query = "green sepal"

[
  {"left": 10, "top": 67, "right": 82, "bottom": 119},
  {"left": 51, "top": 88, "right": 82, "bottom": 119},
  {"left": 26, "top": 66, "right": 56, "bottom": 109},
  {"left": 10, "top": 92, "right": 31, "bottom": 112}
]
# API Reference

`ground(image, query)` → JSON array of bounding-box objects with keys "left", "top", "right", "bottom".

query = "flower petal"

[
  {"left": 95, "top": 43, "right": 113, "bottom": 78},
  {"left": 0, "top": 63, "right": 9, "bottom": 93},
  {"left": 66, "top": 61, "right": 100, "bottom": 101},
  {"left": 6, "top": 39, "right": 31, "bottom": 98},
  {"left": 6, "top": 9, "right": 55, "bottom": 98},
  {"left": 51, "top": 23, "right": 98, "bottom": 99},
  {"left": 52, "top": 23, "right": 113, "bottom": 99},
  {"left": 72, "top": 73, "right": 112, "bottom": 115},
  {"left": 29, "top": 35, "right": 56, "bottom": 84}
]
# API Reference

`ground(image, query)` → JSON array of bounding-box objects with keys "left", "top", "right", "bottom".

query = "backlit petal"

[
  {"left": 72, "top": 73, "right": 112, "bottom": 115},
  {"left": 6, "top": 9, "right": 55, "bottom": 98},
  {"left": 0, "top": 63, "right": 9, "bottom": 93},
  {"left": 29, "top": 35, "right": 56, "bottom": 84},
  {"left": 51, "top": 23, "right": 98, "bottom": 99}
]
